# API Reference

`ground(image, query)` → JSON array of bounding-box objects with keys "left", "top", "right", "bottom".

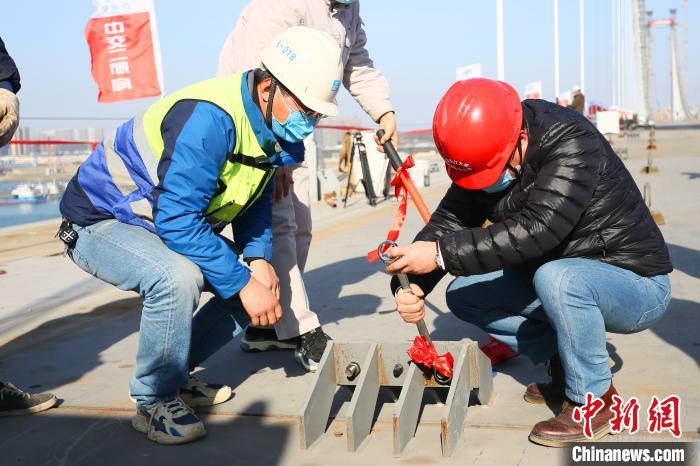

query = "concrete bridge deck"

[{"left": 0, "top": 128, "right": 698, "bottom": 465}]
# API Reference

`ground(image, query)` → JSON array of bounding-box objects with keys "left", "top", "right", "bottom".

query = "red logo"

[
  {"left": 609, "top": 395, "right": 640, "bottom": 434},
  {"left": 572, "top": 393, "right": 605, "bottom": 439},
  {"left": 571, "top": 393, "right": 682, "bottom": 438},
  {"left": 647, "top": 395, "right": 682, "bottom": 438}
]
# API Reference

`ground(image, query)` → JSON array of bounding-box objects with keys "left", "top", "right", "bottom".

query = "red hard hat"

[{"left": 432, "top": 78, "right": 523, "bottom": 190}]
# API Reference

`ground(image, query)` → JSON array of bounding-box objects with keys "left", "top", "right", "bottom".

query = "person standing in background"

[
  {"left": 217, "top": 0, "right": 398, "bottom": 371},
  {"left": 568, "top": 85, "right": 585, "bottom": 113}
]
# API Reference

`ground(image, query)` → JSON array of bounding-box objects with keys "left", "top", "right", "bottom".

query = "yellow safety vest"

[{"left": 131, "top": 72, "right": 275, "bottom": 226}]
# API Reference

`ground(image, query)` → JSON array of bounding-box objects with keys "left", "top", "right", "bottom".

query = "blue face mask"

[
  {"left": 335, "top": 0, "right": 356, "bottom": 3},
  {"left": 482, "top": 169, "right": 516, "bottom": 193},
  {"left": 271, "top": 91, "right": 320, "bottom": 143}
]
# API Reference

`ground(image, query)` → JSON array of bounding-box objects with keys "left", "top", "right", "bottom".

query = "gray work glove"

[{"left": 0, "top": 88, "right": 20, "bottom": 148}]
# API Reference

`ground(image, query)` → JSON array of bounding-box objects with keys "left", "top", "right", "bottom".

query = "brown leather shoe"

[
  {"left": 528, "top": 383, "right": 618, "bottom": 447},
  {"left": 524, "top": 355, "right": 566, "bottom": 405}
]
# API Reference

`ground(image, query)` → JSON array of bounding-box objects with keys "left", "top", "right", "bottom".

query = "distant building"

[
  {"left": 33, "top": 127, "right": 104, "bottom": 156},
  {"left": 9, "top": 126, "right": 31, "bottom": 156}
]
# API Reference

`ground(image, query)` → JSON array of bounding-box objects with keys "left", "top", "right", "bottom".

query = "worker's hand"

[
  {"left": 395, "top": 284, "right": 425, "bottom": 324},
  {"left": 249, "top": 259, "right": 280, "bottom": 299},
  {"left": 0, "top": 89, "right": 20, "bottom": 148},
  {"left": 386, "top": 241, "right": 438, "bottom": 275},
  {"left": 273, "top": 166, "right": 293, "bottom": 202},
  {"left": 239, "top": 277, "right": 283, "bottom": 327},
  {"left": 374, "top": 111, "right": 398, "bottom": 153}
]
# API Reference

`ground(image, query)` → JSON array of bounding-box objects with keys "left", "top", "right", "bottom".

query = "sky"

[{"left": 2, "top": 0, "right": 698, "bottom": 134}]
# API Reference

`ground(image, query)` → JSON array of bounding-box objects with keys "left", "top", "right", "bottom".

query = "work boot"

[
  {"left": 294, "top": 327, "right": 332, "bottom": 372},
  {"left": 0, "top": 381, "right": 57, "bottom": 416},
  {"left": 240, "top": 326, "right": 299, "bottom": 352},
  {"left": 179, "top": 375, "right": 232, "bottom": 407},
  {"left": 528, "top": 383, "right": 618, "bottom": 447},
  {"left": 131, "top": 397, "right": 206, "bottom": 445},
  {"left": 523, "top": 355, "right": 566, "bottom": 405}
]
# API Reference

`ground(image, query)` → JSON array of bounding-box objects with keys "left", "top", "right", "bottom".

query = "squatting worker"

[
  {"left": 59, "top": 27, "right": 344, "bottom": 445},
  {"left": 386, "top": 78, "right": 672, "bottom": 447},
  {"left": 217, "top": 0, "right": 397, "bottom": 371}
]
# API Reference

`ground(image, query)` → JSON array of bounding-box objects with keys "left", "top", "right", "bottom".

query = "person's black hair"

[{"left": 252, "top": 66, "right": 277, "bottom": 126}]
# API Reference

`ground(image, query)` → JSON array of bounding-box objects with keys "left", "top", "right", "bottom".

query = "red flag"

[{"left": 85, "top": 0, "right": 163, "bottom": 103}]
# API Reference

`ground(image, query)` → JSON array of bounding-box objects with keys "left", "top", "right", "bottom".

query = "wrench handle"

[
  {"left": 376, "top": 129, "right": 403, "bottom": 170},
  {"left": 416, "top": 319, "right": 432, "bottom": 343},
  {"left": 380, "top": 240, "right": 433, "bottom": 345},
  {"left": 396, "top": 272, "right": 433, "bottom": 344},
  {"left": 397, "top": 272, "right": 411, "bottom": 290},
  {"left": 376, "top": 129, "right": 432, "bottom": 223}
]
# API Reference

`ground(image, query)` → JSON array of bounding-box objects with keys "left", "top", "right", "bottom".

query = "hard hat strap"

[
  {"left": 505, "top": 137, "right": 523, "bottom": 179},
  {"left": 265, "top": 76, "right": 278, "bottom": 126}
]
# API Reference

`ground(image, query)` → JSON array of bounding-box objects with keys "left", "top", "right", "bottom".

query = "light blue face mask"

[
  {"left": 271, "top": 91, "right": 320, "bottom": 143},
  {"left": 335, "top": 0, "right": 356, "bottom": 3},
  {"left": 482, "top": 169, "right": 516, "bottom": 193}
]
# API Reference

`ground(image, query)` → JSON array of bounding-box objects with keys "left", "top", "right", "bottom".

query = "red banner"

[{"left": 85, "top": 1, "right": 162, "bottom": 103}]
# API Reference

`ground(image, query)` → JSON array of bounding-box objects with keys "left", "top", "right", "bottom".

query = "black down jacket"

[
  {"left": 0, "top": 37, "right": 21, "bottom": 93},
  {"left": 395, "top": 99, "right": 673, "bottom": 296}
]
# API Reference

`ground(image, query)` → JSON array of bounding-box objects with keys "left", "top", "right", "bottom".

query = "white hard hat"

[
  {"left": 260, "top": 26, "right": 344, "bottom": 117},
  {"left": 572, "top": 84, "right": 581, "bottom": 93}
]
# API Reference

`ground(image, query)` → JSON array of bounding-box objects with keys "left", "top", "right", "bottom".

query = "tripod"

[{"left": 343, "top": 132, "right": 379, "bottom": 207}]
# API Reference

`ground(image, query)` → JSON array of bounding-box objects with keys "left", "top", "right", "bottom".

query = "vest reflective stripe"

[
  {"left": 103, "top": 129, "right": 139, "bottom": 197},
  {"left": 132, "top": 111, "right": 160, "bottom": 184},
  {"left": 134, "top": 72, "right": 274, "bottom": 225},
  {"left": 130, "top": 197, "right": 153, "bottom": 220}
]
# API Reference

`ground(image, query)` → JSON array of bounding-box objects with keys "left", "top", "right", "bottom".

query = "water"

[{"left": 0, "top": 181, "right": 61, "bottom": 229}]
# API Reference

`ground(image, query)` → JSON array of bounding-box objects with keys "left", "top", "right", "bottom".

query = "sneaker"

[
  {"left": 179, "top": 375, "right": 232, "bottom": 407},
  {"left": 0, "top": 381, "right": 57, "bottom": 416},
  {"left": 131, "top": 397, "right": 206, "bottom": 445},
  {"left": 240, "top": 325, "right": 299, "bottom": 352},
  {"left": 129, "top": 375, "right": 232, "bottom": 407},
  {"left": 294, "top": 327, "right": 332, "bottom": 372}
]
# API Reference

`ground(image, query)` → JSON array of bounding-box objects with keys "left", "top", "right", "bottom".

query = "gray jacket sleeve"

[{"left": 343, "top": 5, "right": 393, "bottom": 122}]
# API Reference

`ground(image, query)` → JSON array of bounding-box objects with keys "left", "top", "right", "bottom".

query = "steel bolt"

[
  {"left": 345, "top": 362, "right": 361, "bottom": 380},
  {"left": 434, "top": 371, "right": 452, "bottom": 385}
]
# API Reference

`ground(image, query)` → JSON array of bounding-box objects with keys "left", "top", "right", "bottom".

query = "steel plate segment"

[
  {"left": 440, "top": 344, "right": 471, "bottom": 457},
  {"left": 299, "top": 340, "right": 337, "bottom": 449},
  {"left": 392, "top": 361, "right": 427, "bottom": 456},
  {"left": 346, "top": 343, "right": 380, "bottom": 451},
  {"left": 297, "top": 340, "right": 494, "bottom": 457}
]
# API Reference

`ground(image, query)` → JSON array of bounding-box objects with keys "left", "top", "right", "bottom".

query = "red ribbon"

[
  {"left": 367, "top": 156, "right": 415, "bottom": 263},
  {"left": 406, "top": 336, "right": 455, "bottom": 378}
]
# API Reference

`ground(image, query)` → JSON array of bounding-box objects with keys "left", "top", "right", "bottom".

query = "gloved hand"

[{"left": 0, "top": 88, "right": 19, "bottom": 148}]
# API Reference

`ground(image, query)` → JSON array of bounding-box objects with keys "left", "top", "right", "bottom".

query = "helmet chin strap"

[
  {"left": 265, "top": 77, "right": 278, "bottom": 127},
  {"left": 506, "top": 137, "right": 523, "bottom": 179}
]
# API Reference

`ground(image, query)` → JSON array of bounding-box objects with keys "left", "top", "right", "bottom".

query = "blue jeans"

[
  {"left": 445, "top": 258, "right": 671, "bottom": 403},
  {"left": 66, "top": 219, "right": 250, "bottom": 408}
]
